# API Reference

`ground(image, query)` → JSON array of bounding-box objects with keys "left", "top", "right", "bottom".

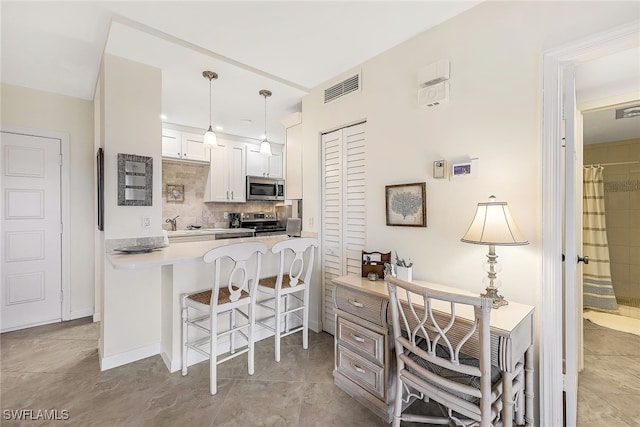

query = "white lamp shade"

[
  {"left": 461, "top": 196, "right": 528, "bottom": 246},
  {"left": 259, "top": 139, "right": 272, "bottom": 156},
  {"left": 203, "top": 127, "right": 218, "bottom": 147}
]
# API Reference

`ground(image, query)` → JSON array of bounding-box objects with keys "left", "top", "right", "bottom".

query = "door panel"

[
  {"left": 1, "top": 131, "right": 62, "bottom": 331},
  {"left": 563, "top": 67, "right": 580, "bottom": 427},
  {"left": 321, "top": 123, "right": 367, "bottom": 334}
]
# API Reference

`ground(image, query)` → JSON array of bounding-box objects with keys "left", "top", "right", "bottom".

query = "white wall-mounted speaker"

[
  {"left": 417, "top": 59, "right": 450, "bottom": 87},
  {"left": 418, "top": 81, "right": 449, "bottom": 108}
]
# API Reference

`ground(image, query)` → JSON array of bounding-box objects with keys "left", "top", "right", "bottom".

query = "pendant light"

[
  {"left": 259, "top": 89, "right": 273, "bottom": 156},
  {"left": 202, "top": 71, "right": 219, "bottom": 148}
]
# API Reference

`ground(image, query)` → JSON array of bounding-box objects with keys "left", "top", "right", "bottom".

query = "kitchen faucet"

[{"left": 166, "top": 215, "right": 179, "bottom": 231}]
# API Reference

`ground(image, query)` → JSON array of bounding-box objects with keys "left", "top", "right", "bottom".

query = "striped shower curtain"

[{"left": 583, "top": 166, "right": 618, "bottom": 312}]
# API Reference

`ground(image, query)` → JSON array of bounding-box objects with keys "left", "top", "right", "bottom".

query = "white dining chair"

[
  {"left": 386, "top": 276, "right": 523, "bottom": 427},
  {"left": 181, "top": 241, "right": 267, "bottom": 395},
  {"left": 256, "top": 237, "right": 318, "bottom": 362}
]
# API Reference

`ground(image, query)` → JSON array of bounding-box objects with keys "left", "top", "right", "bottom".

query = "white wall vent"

[{"left": 324, "top": 72, "right": 361, "bottom": 103}]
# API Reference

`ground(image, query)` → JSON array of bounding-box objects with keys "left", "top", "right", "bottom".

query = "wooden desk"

[{"left": 332, "top": 275, "right": 535, "bottom": 426}]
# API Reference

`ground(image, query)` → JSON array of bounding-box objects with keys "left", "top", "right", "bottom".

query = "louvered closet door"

[{"left": 321, "top": 122, "right": 366, "bottom": 335}]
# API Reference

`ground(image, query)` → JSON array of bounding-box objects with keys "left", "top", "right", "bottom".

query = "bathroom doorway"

[{"left": 582, "top": 105, "right": 640, "bottom": 323}]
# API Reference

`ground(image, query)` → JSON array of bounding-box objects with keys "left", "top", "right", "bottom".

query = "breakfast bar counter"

[
  {"left": 108, "top": 234, "right": 287, "bottom": 270},
  {"left": 101, "top": 235, "right": 292, "bottom": 373}
]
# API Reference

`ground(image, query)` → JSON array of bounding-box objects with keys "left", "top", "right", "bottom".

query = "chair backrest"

[
  {"left": 386, "top": 276, "right": 493, "bottom": 421},
  {"left": 271, "top": 237, "right": 319, "bottom": 289},
  {"left": 203, "top": 242, "right": 267, "bottom": 306}
]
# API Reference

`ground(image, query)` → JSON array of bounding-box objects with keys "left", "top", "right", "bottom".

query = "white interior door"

[
  {"left": 1, "top": 131, "right": 62, "bottom": 331},
  {"left": 563, "top": 66, "right": 584, "bottom": 427}
]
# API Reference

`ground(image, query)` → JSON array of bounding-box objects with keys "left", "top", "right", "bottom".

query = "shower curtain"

[{"left": 583, "top": 166, "right": 618, "bottom": 312}]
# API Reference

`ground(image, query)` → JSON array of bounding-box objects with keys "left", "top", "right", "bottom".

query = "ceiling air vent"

[
  {"left": 324, "top": 72, "right": 361, "bottom": 103},
  {"left": 615, "top": 105, "right": 640, "bottom": 119}
]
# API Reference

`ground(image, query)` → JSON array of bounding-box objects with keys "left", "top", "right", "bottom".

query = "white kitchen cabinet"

[
  {"left": 285, "top": 123, "right": 302, "bottom": 199},
  {"left": 205, "top": 139, "right": 246, "bottom": 203},
  {"left": 246, "top": 145, "right": 283, "bottom": 178},
  {"left": 162, "top": 129, "right": 209, "bottom": 163}
]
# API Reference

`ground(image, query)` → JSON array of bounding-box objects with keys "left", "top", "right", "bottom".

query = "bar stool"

[
  {"left": 256, "top": 237, "right": 318, "bottom": 362},
  {"left": 181, "top": 241, "right": 267, "bottom": 395}
]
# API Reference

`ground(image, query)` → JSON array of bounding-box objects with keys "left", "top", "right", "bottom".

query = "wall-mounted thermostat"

[{"left": 433, "top": 160, "right": 447, "bottom": 179}]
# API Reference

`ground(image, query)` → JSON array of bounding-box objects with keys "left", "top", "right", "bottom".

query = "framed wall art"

[
  {"left": 117, "top": 153, "right": 153, "bottom": 206},
  {"left": 166, "top": 184, "right": 184, "bottom": 202},
  {"left": 96, "top": 148, "right": 104, "bottom": 230},
  {"left": 385, "top": 182, "right": 426, "bottom": 227}
]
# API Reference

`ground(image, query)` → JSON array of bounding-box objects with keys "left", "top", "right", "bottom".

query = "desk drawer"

[
  {"left": 337, "top": 317, "right": 385, "bottom": 364},
  {"left": 334, "top": 286, "right": 387, "bottom": 326},
  {"left": 336, "top": 344, "right": 385, "bottom": 399}
]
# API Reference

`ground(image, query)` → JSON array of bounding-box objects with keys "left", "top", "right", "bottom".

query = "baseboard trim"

[
  {"left": 100, "top": 343, "right": 160, "bottom": 371},
  {"left": 93, "top": 312, "right": 101, "bottom": 322}
]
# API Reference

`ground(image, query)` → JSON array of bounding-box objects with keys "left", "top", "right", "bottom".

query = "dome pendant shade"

[
  {"left": 203, "top": 71, "right": 219, "bottom": 148},
  {"left": 204, "top": 125, "right": 217, "bottom": 147},
  {"left": 259, "top": 139, "right": 272, "bottom": 156},
  {"left": 259, "top": 89, "right": 273, "bottom": 157}
]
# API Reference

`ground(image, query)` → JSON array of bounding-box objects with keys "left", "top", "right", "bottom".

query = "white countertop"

[
  {"left": 108, "top": 234, "right": 290, "bottom": 270},
  {"left": 166, "top": 227, "right": 255, "bottom": 238}
]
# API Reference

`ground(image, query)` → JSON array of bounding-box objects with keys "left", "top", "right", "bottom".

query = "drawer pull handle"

[
  {"left": 353, "top": 364, "right": 366, "bottom": 374},
  {"left": 351, "top": 333, "right": 365, "bottom": 343},
  {"left": 348, "top": 299, "right": 364, "bottom": 308}
]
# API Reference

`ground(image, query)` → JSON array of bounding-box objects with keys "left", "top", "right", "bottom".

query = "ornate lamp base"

[
  {"left": 480, "top": 244, "right": 509, "bottom": 309},
  {"left": 481, "top": 285, "right": 509, "bottom": 308}
]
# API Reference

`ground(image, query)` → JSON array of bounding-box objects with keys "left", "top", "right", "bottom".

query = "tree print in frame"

[{"left": 385, "top": 182, "right": 426, "bottom": 227}]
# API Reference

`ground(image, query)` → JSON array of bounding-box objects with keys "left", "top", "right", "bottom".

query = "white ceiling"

[
  {"left": 576, "top": 47, "right": 640, "bottom": 145},
  {"left": 2, "top": 1, "right": 637, "bottom": 145},
  {"left": 1, "top": 1, "right": 482, "bottom": 143}
]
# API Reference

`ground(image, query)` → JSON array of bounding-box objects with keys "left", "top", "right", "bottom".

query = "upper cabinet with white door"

[
  {"left": 246, "top": 144, "right": 283, "bottom": 178},
  {"left": 282, "top": 112, "right": 303, "bottom": 200},
  {"left": 162, "top": 129, "right": 209, "bottom": 163},
  {"left": 205, "top": 138, "right": 246, "bottom": 203}
]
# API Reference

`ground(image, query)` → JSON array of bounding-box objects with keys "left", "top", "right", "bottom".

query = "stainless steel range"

[{"left": 240, "top": 212, "right": 287, "bottom": 236}]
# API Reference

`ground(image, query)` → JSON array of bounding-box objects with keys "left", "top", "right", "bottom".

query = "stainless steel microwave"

[{"left": 246, "top": 176, "right": 285, "bottom": 201}]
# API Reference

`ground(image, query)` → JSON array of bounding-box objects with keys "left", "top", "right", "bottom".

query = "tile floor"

[
  {"left": 2, "top": 317, "right": 638, "bottom": 426},
  {"left": 0, "top": 318, "right": 392, "bottom": 426},
  {"left": 577, "top": 318, "right": 640, "bottom": 427}
]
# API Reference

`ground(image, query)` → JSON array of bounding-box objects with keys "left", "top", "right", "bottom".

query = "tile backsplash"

[{"left": 162, "top": 161, "right": 286, "bottom": 230}]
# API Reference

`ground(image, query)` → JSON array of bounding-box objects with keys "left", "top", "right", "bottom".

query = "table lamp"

[{"left": 461, "top": 195, "right": 529, "bottom": 308}]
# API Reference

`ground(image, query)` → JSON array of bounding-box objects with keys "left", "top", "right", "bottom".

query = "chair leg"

[
  {"left": 284, "top": 294, "right": 290, "bottom": 333},
  {"left": 302, "top": 287, "right": 309, "bottom": 350},
  {"left": 210, "top": 311, "right": 218, "bottom": 395},
  {"left": 274, "top": 293, "right": 281, "bottom": 362},
  {"left": 392, "top": 375, "right": 404, "bottom": 427},
  {"left": 229, "top": 310, "right": 236, "bottom": 354},
  {"left": 248, "top": 305, "right": 255, "bottom": 375},
  {"left": 181, "top": 296, "right": 188, "bottom": 376}
]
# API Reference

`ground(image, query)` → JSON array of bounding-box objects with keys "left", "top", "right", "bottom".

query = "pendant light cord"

[
  {"left": 209, "top": 78, "right": 213, "bottom": 128},
  {"left": 263, "top": 94, "right": 267, "bottom": 141}
]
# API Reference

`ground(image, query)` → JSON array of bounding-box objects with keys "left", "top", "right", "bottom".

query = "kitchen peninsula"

[{"left": 102, "top": 234, "right": 299, "bottom": 372}]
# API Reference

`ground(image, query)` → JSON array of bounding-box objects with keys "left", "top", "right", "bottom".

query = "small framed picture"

[
  {"left": 385, "top": 182, "right": 426, "bottom": 227},
  {"left": 451, "top": 159, "right": 479, "bottom": 180},
  {"left": 166, "top": 184, "right": 184, "bottom": 202}
]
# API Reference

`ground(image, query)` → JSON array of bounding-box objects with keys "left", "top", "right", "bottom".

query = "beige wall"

[
  {"left": 100, "top": 54, "right": 163, "bottom": 358},
  {"left": 584, "top": 139, "right": 640, "bottom": 306},
  {"left": 303, "top": 1, "right": 638, "bottom": 300},
  {"left": 301, "top": 3, "right": 638, "bottom": 412},
  {"left": 1, "top": 83, "right": 95, "bottom": 319}
]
